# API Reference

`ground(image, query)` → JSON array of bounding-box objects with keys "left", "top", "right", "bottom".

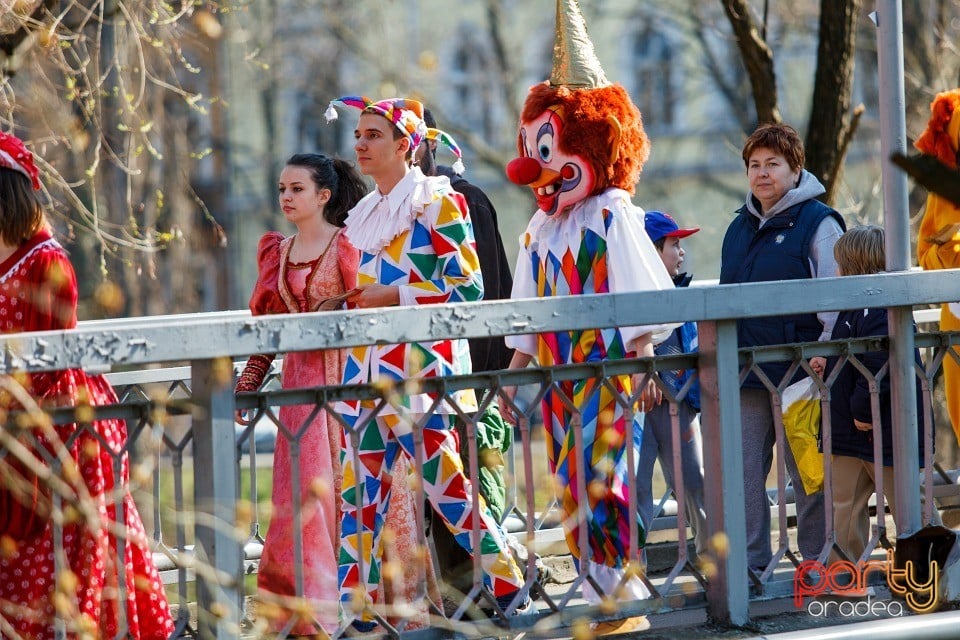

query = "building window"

[
  {"left": 632, "top": 28, "right": 675, "bottom": 130},
  {"left": 448, "top": 26, "right": 499, "bottom": 143}
]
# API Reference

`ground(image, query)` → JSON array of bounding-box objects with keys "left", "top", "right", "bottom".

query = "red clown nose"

[{"left": 505, "top": 156, "right": 542, "bottom": 186}]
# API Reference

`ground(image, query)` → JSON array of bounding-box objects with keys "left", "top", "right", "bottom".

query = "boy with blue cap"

[{"left": 637, "top": 211, "right": 709, "bottom": 560}]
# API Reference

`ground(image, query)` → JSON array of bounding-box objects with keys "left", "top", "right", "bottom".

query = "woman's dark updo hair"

[
  {"left": 285, "top": 153, "right": 367, "bottom": 226},
  {"left": 0, "top": 168, "right": 44, "bottom": 245}
]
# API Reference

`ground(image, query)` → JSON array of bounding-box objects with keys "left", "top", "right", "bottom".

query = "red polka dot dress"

[{"left": 0, "top": 230, "right": 174, "bottom": 639}]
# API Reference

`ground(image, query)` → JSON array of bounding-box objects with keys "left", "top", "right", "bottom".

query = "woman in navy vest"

[{"left": 719, "top": 123, "right": 845, "bottom": 573}]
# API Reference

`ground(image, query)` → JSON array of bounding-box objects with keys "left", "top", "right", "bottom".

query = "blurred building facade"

[{"left": 211, "top": 1, "right": 885, "bottom": 308}]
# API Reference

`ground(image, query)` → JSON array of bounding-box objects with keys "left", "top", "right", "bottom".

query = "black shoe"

[
  {"left": 494, "top": 592, "right": 535, "bottom": 616},
  {"left": 537, "top": 561, "right": 556, "bottom": 585}
]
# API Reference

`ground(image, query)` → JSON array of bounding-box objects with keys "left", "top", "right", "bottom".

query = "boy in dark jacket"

[
  {"left": 825, "top": 225, "right": 937, "bottom": 563},
  {"left": 637, "top": 211, "right": 708, "bottom": 558}
]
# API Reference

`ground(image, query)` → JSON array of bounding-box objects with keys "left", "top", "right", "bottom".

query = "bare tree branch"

[
  {"left": 484, "top": 0, "right": 520, "bottom": 129},
  {"left": 822, "top": 103, "right": 865, "bottom": 204},
  {"left": 688, "top": 2, "right": 753, "bottom": 132},
  {"left": 1, "top": 1, "right": 229, "bottom": 314},
  {"left": 720, "top": 0, "right": 780, "bottom": 124},
  {"left": 0, "top": 0, "right": 56, "bottom": 61}
]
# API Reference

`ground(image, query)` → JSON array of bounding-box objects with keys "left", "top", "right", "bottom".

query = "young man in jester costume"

[
  {"left": 501, "top": 0, "right": 675, "bottom": 634},
  {"left": 324, "top": 96, "right": 531, "bottom": 631}
]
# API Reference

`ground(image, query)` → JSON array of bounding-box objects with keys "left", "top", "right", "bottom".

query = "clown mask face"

[{"left": 506, "top": 107, "right": 596, "bottom": 216}]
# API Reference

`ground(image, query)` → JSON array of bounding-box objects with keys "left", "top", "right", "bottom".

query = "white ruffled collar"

[
  {"left": 0, "top": 237, "right": 60, "bottom": 284},
  {"left": 344, "top": 167, "right": 448, "bottom": 252}
]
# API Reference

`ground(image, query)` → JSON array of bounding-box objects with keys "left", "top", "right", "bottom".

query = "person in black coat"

[
  {"left": 824, "top": 225, "right": 938, "bottom": 563},
  {"left": 420, "top": 110, "right": 514, "bottom": 371}
]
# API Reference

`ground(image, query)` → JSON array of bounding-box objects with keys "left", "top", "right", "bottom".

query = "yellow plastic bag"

[{"left": 781, "top": 378, "right": 824, "bottom": 495}]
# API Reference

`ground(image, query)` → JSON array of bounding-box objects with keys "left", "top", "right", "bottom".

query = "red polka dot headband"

[{"left": 0, "top": 131, "right": 40, "bottom": 190}]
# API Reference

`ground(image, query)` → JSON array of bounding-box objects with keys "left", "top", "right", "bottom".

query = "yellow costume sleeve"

[{"left": 917, "top": 192, "right": 960, "bottom": 271}]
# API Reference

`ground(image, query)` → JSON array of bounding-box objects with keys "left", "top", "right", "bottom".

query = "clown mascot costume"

[
  {"left": 915, "top": 88, "right": 960, "bottom": 444},
  {"left": 501, "top": 0, "right": 674, "bottom": 634}
]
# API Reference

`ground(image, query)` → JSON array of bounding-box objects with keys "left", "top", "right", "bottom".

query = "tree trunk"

[
  {"left": 804, "top": 0, "right": 860, "bottom": 206},
  {"left": 99, "top": 0, "right": 140, "bottom": 316}
]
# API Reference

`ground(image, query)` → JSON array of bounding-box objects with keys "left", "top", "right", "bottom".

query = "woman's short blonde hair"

[{"left": 834, "top": 225, "right": 886, "bottom": 276}]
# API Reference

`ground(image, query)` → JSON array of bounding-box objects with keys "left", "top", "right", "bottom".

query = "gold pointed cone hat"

[{"left": 550, "top": 0, "right": 610, "bottom": 89}]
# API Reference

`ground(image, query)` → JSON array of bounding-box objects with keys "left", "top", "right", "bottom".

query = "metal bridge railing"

[{"left": 1, "top": 270, "right": 960, "bottom": 638}]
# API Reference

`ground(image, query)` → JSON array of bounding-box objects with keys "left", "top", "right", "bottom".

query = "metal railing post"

[
  {"left": 875, "top": 0, "right": 922, "bottom": 535},
  {"left": 699, "top": 320, "right": 749, "bottom": 625},
  {"left": 192, "top": 357, "right": 243, "bottom": 638}
]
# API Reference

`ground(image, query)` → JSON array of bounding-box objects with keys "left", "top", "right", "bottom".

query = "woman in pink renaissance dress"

[
  {"left": 235, "top": 153, "right": 439, "bottom": 635},
  {"left": 0, "top": 131, "right": 174, "bottom": 639}
]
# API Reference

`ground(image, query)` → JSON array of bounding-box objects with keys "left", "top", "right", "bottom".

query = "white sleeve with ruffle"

[{"left": 603, "top": 194, "right": 677, "bottom": 347}]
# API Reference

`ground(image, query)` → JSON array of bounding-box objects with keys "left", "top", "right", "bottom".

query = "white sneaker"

[{"left": 494, "top": 592, "right": 535, "bottom": 616}]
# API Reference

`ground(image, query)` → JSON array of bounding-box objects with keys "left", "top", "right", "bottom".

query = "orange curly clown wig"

[
  {"left": 520, "top": 82, "right": 649, "bottom": 196},
  {"left": 915, "top": 89, "right": 960, "bottom": 170}
]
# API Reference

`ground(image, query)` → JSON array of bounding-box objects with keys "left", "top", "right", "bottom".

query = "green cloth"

[
  {"left": 476, "top": 402, "right": 512, "bottom": 453},
  {"left": 475, "top": 403, "right": 512, "bottom": 522}
]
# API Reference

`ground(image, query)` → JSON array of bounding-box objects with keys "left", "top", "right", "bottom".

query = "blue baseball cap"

[{"left": 644, "top": 210, "right": 700, "bottom": 243}]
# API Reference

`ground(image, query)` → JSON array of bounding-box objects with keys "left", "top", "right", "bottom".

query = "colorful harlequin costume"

[
  {"left": 504, "top": 0, "right": 674, "bottom": 608},
  {"left": 915, "top": 89, "right": 960, "bottom": 443},
  {"left": 324, "top": 97, "right": 526, "bottom": 622}
]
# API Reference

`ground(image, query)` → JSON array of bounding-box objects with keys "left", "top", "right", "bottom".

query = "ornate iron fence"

[{"left": 2, "top": 270, "right": 960, "bottom": 638}]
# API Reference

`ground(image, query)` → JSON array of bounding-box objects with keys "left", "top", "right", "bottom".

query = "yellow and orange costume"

[{"left": 915, "top": 89, "right": 960, "bottom": 443}]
